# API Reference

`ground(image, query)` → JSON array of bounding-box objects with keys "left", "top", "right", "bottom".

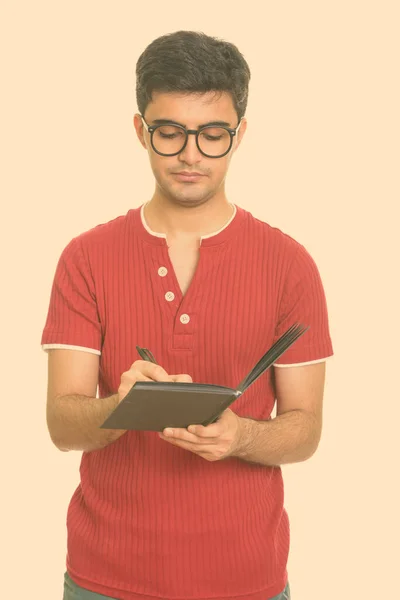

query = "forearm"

[
  {"left": 233, "top": 409, "right": 321, "bottom": 467},
  {"left": 47, "top": 393, "right": 126, "bottom": 452}
]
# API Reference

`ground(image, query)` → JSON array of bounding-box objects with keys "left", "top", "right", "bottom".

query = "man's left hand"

[{"left": 158, "top": 408, "right": 244, "bottom": 461}]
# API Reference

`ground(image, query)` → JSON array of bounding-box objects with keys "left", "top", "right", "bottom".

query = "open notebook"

[{"left": 100, "top": 323, "right": 308, "bottom": 432}]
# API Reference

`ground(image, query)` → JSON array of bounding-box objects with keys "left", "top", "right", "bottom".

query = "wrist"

[{"left": 232, "top": 416, "right": 254, "bottom": 458}]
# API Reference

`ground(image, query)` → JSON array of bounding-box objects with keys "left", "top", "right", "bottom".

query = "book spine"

[{"left": 201, "top": 391, "right": 242, "bottom": 427}]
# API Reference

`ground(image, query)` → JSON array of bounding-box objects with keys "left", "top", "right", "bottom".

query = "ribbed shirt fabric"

[{"left": 41, "top": 204, "right": 333, "bottom": 600}]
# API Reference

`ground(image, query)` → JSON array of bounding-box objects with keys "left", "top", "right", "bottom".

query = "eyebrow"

[{"left": 151, "top": 118, "right": 232, "bottom": 128}]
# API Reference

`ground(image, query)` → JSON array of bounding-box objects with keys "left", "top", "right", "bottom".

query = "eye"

[
  {"left": 156, "top": 126, "right": 185, "bottom": 140},
  {"left": 159, "top": 132, "right": 179, "bottom": 139},
  {"left": 204, "top": 134, "right": 223, "bottom": 141},
  {"left": 200, "top": 127, "right": 229, "bottom": 142}
]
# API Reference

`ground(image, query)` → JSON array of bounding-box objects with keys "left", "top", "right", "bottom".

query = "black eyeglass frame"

[{"left": 140, "top": 115, "right": 243, "bottom": 158}]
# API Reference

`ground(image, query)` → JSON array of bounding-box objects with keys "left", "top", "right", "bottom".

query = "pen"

[{"left": 136, "top": 345, "right": 158, "bottom": 364}]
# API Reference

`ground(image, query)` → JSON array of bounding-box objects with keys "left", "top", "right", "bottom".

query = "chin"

[
  {"left": 162, "top": 183, "right": 215, "bottom": 207},
  {"left": 170, "top": 195, "right": 212, "bottom": 208}
]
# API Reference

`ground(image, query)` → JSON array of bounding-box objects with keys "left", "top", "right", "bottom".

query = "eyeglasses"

[{"left": 140, "top": 115, "right": 243, "bottom": 158}]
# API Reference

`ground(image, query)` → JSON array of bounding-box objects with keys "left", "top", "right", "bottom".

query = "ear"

[
  {"left": 133, "top": 113, "right": 147, "bottom": 150},
  {"left": 233, "top": 117, "right": 247, "bottom": 153}
]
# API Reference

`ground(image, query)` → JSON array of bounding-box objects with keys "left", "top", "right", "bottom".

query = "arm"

[
  {"left": 233, "top": 361, "right": 326, "bottom": 466},
  {"left": 46, "top": 349, "right": 187, "bottom": 453},
  {"left": 158, "top": 361, "right": 326, "bottom": 466},
  {"left": 158, "top": 243, "right": 332, "bottom": 464},
  {"left": 232, "top": 241, "right": 332, "bottom": 466},
  {"left": 46, "top": 349, "right": 125, "bottom": 452}
]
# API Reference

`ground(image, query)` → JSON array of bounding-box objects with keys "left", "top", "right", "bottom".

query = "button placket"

[
  {"left": 150, "top": 244, "right": 224, "bottom": 350},
  {"left": 169, "top": 246, "right": 223, "bottom": 348},
  {"left": 148, "top": 250, "right": 181, "bottom": 321},
  {"left": 171, "top": 309, "right": 195, "bottom": 349},
  {"left": 158, "top": 264, "right": 176, "bottom": 305},
  {"left": 173, "top": 310, "right": 195, "bottom": 335}
]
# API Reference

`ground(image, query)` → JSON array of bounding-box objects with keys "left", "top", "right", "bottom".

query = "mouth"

[{"left": 173, "top": 172, "right": 205, "bottom": 182}]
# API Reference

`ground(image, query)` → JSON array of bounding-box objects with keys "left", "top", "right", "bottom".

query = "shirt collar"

[{"left": 132, "top": 202, "right": 246, "bottom": 247}]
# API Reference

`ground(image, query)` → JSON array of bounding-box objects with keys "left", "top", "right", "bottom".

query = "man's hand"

[
  {"left": 158, "top": 408, "right": 244, "bottom": 462},
  {"left": 118, "top": 361, "right": 192, "bottom": 401}
]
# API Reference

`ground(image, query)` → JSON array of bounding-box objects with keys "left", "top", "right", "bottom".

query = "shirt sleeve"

[
  {"left": 273, "top": 243, "right": 333, "bottom": 366},
  {"left": 41, "top": 236, "right": 102, "bottom": 355}
]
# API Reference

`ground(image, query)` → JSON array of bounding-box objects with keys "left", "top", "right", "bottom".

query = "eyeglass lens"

[{"left": 152, "top": 125, "right": 232, "bottom": 156}]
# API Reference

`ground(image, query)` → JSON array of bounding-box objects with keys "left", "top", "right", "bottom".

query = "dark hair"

[{"left": 136, "top": 31, "right": 251, "bottom": 122}]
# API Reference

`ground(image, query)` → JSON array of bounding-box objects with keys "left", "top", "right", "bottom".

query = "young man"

[{"left": 42, "top": 31, "right": 333, "bottom": 600}]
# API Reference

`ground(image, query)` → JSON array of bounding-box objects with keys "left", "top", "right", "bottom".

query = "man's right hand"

[
  {"left": 46, "top": 350, "right": 193, "bottom": 452},
  {"left": 118, "top": 360, "right": 192, "bottom": 402}
]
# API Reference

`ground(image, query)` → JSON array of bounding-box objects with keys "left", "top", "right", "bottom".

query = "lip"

[{"left": 173, "top": 172, "right": 204, "bottom": 182}]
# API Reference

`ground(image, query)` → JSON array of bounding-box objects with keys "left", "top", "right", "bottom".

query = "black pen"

[{"left": 136, "top": 345, "right": 158, "bottom": 364}]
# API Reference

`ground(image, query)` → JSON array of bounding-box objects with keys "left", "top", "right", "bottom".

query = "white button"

[
  {"left": 158, "top": 267, "right": 168, "bottom": 277},
  {"left": 180, "top": 313, "right": 190, "bottom": 324},
  {"left": 165, "top": 291, "right": 175, "bottom": 302}
]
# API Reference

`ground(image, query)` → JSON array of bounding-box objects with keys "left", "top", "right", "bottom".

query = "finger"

[
  {"left": 160, "top": 427, "right": 216, "bottom": 444},
  {"left": 171, "top": 374, "right": 193, "bottom": 383},
  {"left": 118, "top": 370, "right": 153, "bottom": 401},
  {"left": 120, "top": 369, "right": 152, "bottom": 384},
  {"left": 158, "top": 436, "right": 224, "bottom": 460},
  {"left": 187, "top": 408, "right": 233, "bottom": 436},
  {"left": 159, "top": 435, "right": 216, "bottom": 451},
  {"left": 131, "top": 360, "right": 174, "bottom": 382},
  {"left": 186, "top": 422, "right": 222, "bottom": 437},
  {"left": 131, "top": 371, "right": 153, "bottom": 382}
]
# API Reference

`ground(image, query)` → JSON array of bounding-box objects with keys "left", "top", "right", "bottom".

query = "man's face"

[{"left": 134, "top": 91, "right": 247, "bottom": 208}]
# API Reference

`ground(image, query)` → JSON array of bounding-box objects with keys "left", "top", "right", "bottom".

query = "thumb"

[{"left": 171, "top": 373, "right": 193, "bottom": 383}]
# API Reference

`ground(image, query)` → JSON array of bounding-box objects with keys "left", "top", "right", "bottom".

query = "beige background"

[{"left": 1, "top": 1, "right": 399, "bottom": 599}]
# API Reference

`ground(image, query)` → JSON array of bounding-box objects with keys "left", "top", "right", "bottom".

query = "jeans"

[{"left": 63, "top": 572, "right": 291, "bottom": 600}]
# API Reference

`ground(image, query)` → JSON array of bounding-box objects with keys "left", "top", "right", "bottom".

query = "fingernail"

[{"left": 164, "top": 428, "right": 173, "bottom": 436}]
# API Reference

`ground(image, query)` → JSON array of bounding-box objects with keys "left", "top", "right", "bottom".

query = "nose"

[{"left": 178, "top": 133, "right": 203, "bottom": 165}]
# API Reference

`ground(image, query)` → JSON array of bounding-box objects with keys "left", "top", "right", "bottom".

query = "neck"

[{"left": 143, "top": 194, "right": 235, "bottom": 243}]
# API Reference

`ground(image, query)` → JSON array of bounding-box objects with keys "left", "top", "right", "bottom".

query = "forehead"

[{"left": 145, "top": 91, "right": 237, "bottom": 127}]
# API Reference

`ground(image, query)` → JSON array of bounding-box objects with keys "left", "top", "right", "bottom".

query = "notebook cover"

[
  {"left": 100, "top": 381, "right": 241, "bottom": 431},
  {"left": 100, "top": 323, "right": 309, "bottom": 431}
]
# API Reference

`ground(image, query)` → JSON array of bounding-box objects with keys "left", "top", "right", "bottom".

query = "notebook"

[{"left": 100, "top": 323, "right": 308, "bottom": 432}]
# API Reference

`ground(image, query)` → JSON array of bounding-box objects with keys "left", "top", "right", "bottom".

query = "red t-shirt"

[{"left": 41, "top": 204, "right": 333, "bottom": 600}]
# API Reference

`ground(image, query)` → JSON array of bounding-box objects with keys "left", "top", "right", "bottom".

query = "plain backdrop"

[{"left": 1, "top": 1, "right": 399, "bottom": 599}]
